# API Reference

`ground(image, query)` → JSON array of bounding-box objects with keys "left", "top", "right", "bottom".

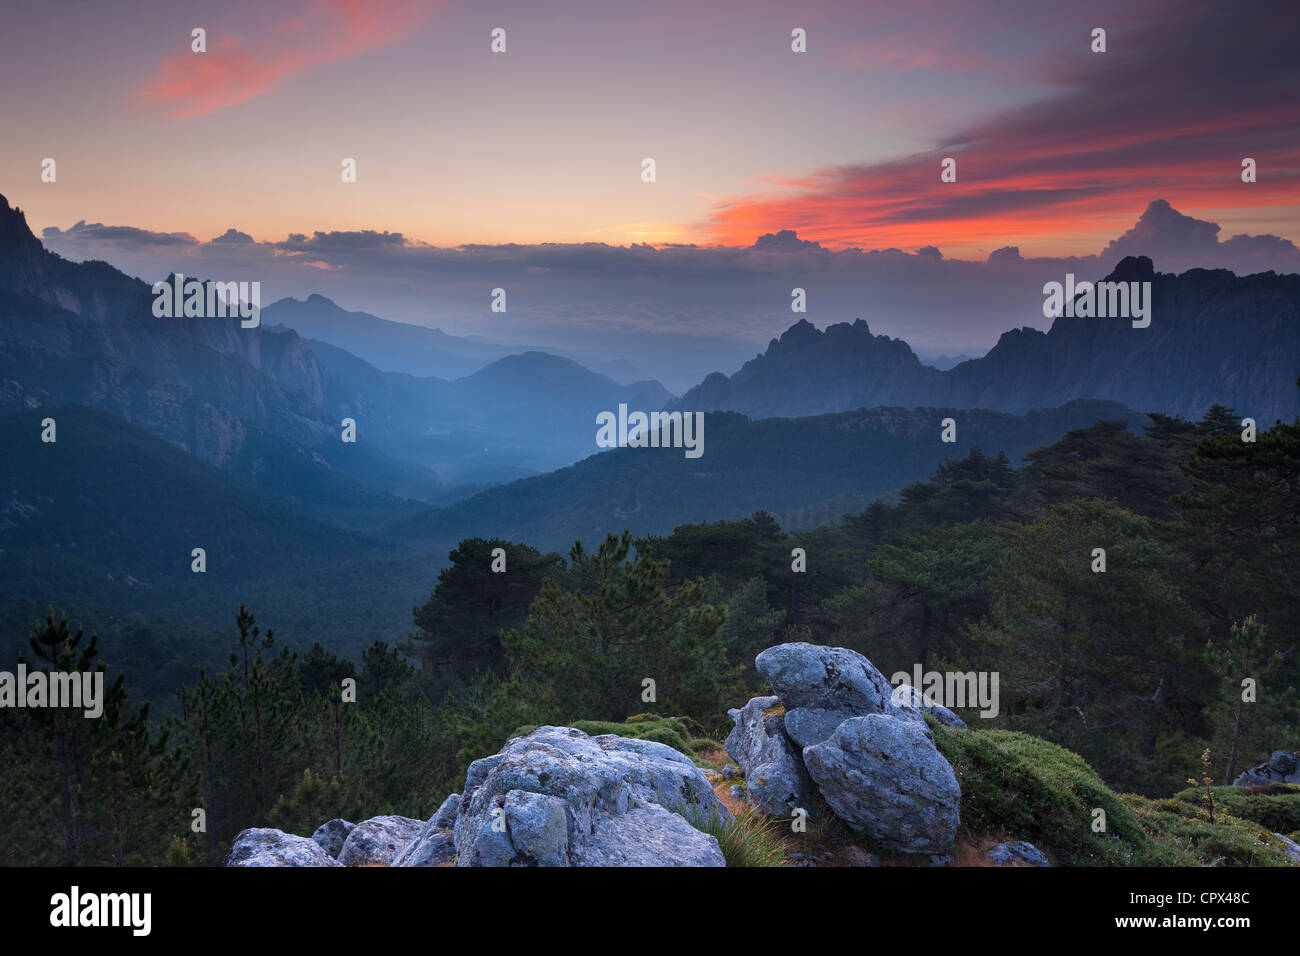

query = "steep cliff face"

[
  {"left": 677, "top": 257, "right": 1300, "bottom": 423},
  {"left": 0, "top": 194, "right": 680, "bottom": 479},
  {"left": 0, "top": 199, "right": 146, "bottom": 326},
  {"left": 0, "top": 195, "right": 338, "bottom": 464}
]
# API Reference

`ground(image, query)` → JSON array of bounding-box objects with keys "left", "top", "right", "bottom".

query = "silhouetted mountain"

[
  {"left": 0, "top": 194, "right": 674, "bottom": 501},
  {"left": 676, "top": 319, "right": 944, "bottom": 419},
  {"left": 945, "top": 257, "right": 1300, "bottom": 421},
  {"left": 917, "top": 353, "right": 977, "bottom": 370},
  {"left": 456, "top": 352, "right": 672, "bottom": 434},
  {"left": 385, "top": 399, "right": 1147, "bottom": 556},
  {"left": 309, "top": 339, "right": 673, "bottom": 476},
  {"left": 677, "top": 257, "right": 1300, "bottom": 423},
  {"left": 263, "top": 294, "right": 526, "bottom": 379},
  {"left": 596, "top": 358, "right": 650, "bottom": 384}
]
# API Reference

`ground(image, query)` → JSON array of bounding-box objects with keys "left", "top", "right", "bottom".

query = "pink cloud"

[
  {"left": 703, "top": 0, "right": 1300, "bottom": 250},
  {"left": 134, "top": 0, "right": 430, "bottom": 118}
]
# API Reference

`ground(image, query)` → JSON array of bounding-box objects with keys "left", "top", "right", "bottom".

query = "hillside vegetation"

[{"left": 2, "top": 403, "right": 1296, "bottom": 865}]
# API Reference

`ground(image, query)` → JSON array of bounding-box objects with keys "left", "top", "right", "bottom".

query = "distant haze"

[{"left": 35, "top": 200, "right": 1300, "bottom": 391}]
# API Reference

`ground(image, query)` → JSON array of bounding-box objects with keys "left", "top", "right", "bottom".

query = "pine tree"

[
  {"left": 1204, "top": 616, "right": 1296, "bottom": 782},
  {"left": 405, "top": 538, "right": 563, "bottom": 700}
]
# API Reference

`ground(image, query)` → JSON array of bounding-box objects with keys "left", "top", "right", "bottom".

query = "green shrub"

[
  {"left": 1169, "top": 784, "right": 1300, "bottom": 834},
  {"left": 1124, "top": 794, "right": 1295, "bottom": 866},
  {"left": 931, "top": 723, "right": 1150, "bottom": 865},
  {"left": 931, "top": 723, "right": 1296, "bottom": 866}
]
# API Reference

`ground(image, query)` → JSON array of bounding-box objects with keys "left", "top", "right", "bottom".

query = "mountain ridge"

[
  {"left": 384, "top": 398, "right": 1149, "bottom": 556},
  {"left": 675, "top": 256, "right": 1300, "bottom": 423},
  {"left": 0, "top": 193, "right": 675, "bottom": 496}
]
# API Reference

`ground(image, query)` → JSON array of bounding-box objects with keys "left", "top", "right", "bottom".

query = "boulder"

[
  {"left": 392, "top": 794, "right": 461, "bottom": 867},
  {"left": 890, "top": 682, "right": 967, "bottom": 729},
  {"left": 430, "top": 792, "right": 461, "bottom": 829},
  {"left": 1270, "top": 751, "right": 1299, "bottom": 775},
  {"left": 226, "top": 828, "right": 342, "bottom": 867},
  {"left": 336, "top": 814, "right": 425, "bottom": 867},
  {"left": 454, "top": 726, "right": 728, "bottom": 867},
  {"left": 393, "top": 830, "right": 455, "bottom": 867},
  {"left": 803, "top": 713, "right": 961, "bottom": 855},
  {"left": 572, "top": 803, "right": 726, "bottom": 866},
  {"left": 1232, "top": 750, "right": 1300, "bottom": 786},
  {"left": 310, "top": 818, "right": 354, "bottom": 859},
  {"left": 756, "top": 642, "right": 902, "bottom": 746},
  {"left": 987, "top": 840, "right": 1051, "bottom": 867},
  {"left": 724, "top": 695, "right": 816, "bottom": 818},
  {"left": 783, "top": 706, "right": 861, "bottom": 749}
]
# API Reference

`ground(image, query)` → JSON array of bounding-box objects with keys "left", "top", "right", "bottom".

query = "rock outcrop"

[
  {"left": 337, "top": 815, "right": 426, "bottom": 867},
  {"left": 725, "top": 642, "right": 963, "bottom": 856},
  {"left": 1233, "top": 751, "right": 1299, "bottom": 787},
  {"left": 987, "top": 840, "right": 1052, "bottom": 867},
  {"left": 392, "top": 793, "right": 460, "bottom": 867},
  {"left": 755, "top": 643, "right": 899, "bottom": 748},
  {"left": 803, "top": 714, "right": 961, "bottom": 855},
  {"left": 228, "top": 725, "right": 730, "bottom": 868},
  {"left": 227, "top": 643, "right": 974, "bottom": 866},
  {"left": 453, "top": 726, "right": 728, "bottom": 867},
  {"left": 723, "top": 696, "right": 816, "bottom": 819},
  {"left": 310, "top": 818, "right": 354, "bottom": 859},
  {"left": 226, "top": 828, "right": 343, "bottom": 867}
]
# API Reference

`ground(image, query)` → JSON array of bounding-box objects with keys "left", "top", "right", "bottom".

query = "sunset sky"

[
  {"left": 1, "top": 0, "right": 1297, "bottom": 382},
  {"left": 2, "top": 0, "right": 1295, "bottom": 254}
]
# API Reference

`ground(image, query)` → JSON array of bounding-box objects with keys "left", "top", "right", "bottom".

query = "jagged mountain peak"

[{"left": 676, "top": 261, "right": 1299, "bottom": 423}]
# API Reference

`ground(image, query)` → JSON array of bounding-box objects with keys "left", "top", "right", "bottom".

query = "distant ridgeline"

[{"left": 675, "top": 257, "right": 1300, "bottom": 425}]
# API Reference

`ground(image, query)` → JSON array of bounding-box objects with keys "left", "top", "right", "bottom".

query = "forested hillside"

[{"left": 5, "top": 402, "right": 1295, "bottom": 865}]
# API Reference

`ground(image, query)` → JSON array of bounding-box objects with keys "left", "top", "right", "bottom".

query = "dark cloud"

[
  {"left": 41, "top": 220, "right": 198, "bottom": 250},
  {"left": 751, "top": 229, "right": 826, "bottom": 253},
  {"left": 210, "top": 228, "right": 255, "bottom": 244},
  {"left": 275, "top": 230, "right": 408, "bottom": 252},
  {"left": 1106, "top": 200, "right": 1300, "bottom": 272}
]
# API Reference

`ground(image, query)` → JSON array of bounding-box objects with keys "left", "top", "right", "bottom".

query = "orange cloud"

[
  {"left": 701, "top": 0, "right": 1300, "bottom": 254},
  {"left": 135, "top": 0, "right": 430, "bottom": 118},
  {"left": 702, "top": 97, "right": 1300, "bottom": 253}
]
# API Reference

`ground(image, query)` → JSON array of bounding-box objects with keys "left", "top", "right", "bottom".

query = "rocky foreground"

[{"left": 226, "top": 642, "right": 1300, "bottom": 868}]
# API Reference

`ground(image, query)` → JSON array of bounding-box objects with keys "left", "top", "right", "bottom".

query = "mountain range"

[
  {"left": 263, "top": 294, "right": 557, "bottom": 380},
  {"left": 0, "top": 194, "right": 672, "bottom": 499},
  {"left": 383, "top": 400, "right": 1149, "bottom": 557},
  {"left": 677, "top": 256, "right": 1300, "bottom": 424},
  {"left": 3, "top": 185, "right": 1298, "bottom": 708}
]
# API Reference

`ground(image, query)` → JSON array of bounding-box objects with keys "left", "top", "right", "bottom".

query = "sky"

[{"left": 1, "top": 0, "right": 1297, "bottom": 385}]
